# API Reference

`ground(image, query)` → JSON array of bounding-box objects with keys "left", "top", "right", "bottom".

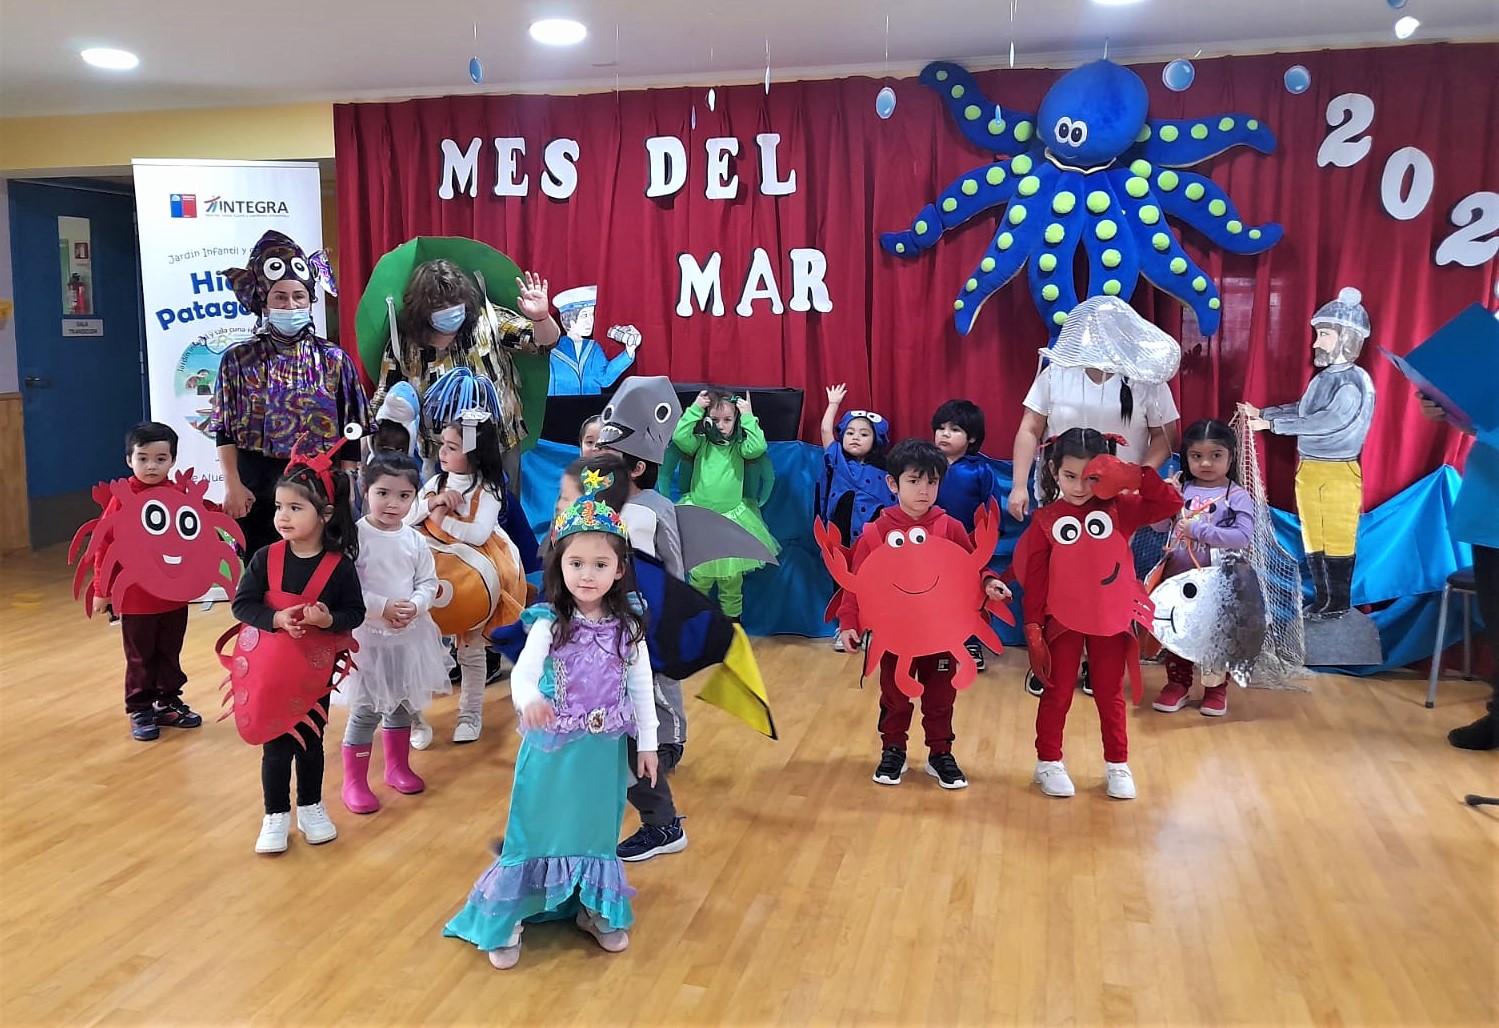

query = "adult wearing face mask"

[
  {"left": 372, "top": 259, "right": 560, "bottom": 487},
  {"left": 211, "top": 230, "right": 372, "bottom": 555}
]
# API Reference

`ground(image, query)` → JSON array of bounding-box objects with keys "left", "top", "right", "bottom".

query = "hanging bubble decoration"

[
  {"left": 469, "top": 57, "right": 484, "bottom": 84},
  {"left": 1162, "top": 58, "right": 1196, "bottom": 92},
  {"left": 876, "top": 86, "right": 897, "bottom": 119},
  {"left": 1386, "top": 0, "right": 1408, "bottom": 8},
  {"left": 1283, "top": 65, "right": 1312, "bottom": 94},
  {"left": 707, "top": 87, "right": 717, "bottom": 112}
]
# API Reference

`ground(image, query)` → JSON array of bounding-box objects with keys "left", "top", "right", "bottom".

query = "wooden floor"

[{"left": 1, "top": 545, "right": 1495, "bottom": 1027}]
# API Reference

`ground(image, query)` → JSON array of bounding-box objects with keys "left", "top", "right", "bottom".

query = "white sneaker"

[
  {"left": 296, "top": 802, "right": 338, "bottom": 844},
  {"left": 833, "top": 636, "right": 846, "bottom": 653},
  {"left": 409, "top": 712, "right": 434, "bottom": 751},
  {"left": 453, "top": 717, "right": 482, "bottom": 744},
  {"left": 1105, "top": 762, "right": 1137, "bottom": 800},
  {"left": 1033, "top": 760, "right": 1076, "bottom": 798},
  {"left": 255, "top": 812, "right": 290, "bottom": 854}
]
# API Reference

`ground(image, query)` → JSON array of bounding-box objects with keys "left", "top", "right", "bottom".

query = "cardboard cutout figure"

[
  {"left": 547, "top": 285, "right": 641, "bottom": 395},
  {"left": 817, "top": 501, "right": 1013, "bottom": 697},
  {"left": 1244, "top": 287, "right": 1376, "bottom": 620},
  {"left": 69, "top": 470, "right": 244, "bottom": 611}
]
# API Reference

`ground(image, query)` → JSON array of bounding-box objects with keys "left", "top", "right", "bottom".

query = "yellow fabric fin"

[{"left": 696, "top": 625, "right": 777, "bottom": 739}]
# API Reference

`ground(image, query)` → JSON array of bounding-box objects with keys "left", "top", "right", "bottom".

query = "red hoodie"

[{"left": 836, "top": 502, "right": 991, "bottom": 634}]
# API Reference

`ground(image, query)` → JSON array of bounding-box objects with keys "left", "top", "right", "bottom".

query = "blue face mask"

[
  {"left": 265, "top": 307, "right": 312, "bottom": 336},
  {"left": 430, "top": 304, "right": 467, "bottom": 334}
]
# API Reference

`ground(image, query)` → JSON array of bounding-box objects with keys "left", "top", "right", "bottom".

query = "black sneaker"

[
  {"left": 872, "top": 746, "right": 908, "bottom": 786},
  {"left": 129, "top": 710, "right": 160, "bottom": 741},
  {"left": 1024, "top": 670, "right": 1045, "bottom": 697},
  {"left": 1080, "top": 658, "right": 1093, "bottom": 697},
  {"left": 926, "top": 752, "right": 969, "bottom": 790},
  {"left": 965, "top": 641, "right": 987, "bottom": 672},
  {"left": 485, "top": 651, "right": 508, "bottom": 685},
  {"left": 1448, "top": 714, "right": 1498, "bottom": 751},
  {"left": 154, "top": 700, "right": 203, "bottom": 729},
  {"left": 617, "top": 817, "right": 688, "bottom": 861}
]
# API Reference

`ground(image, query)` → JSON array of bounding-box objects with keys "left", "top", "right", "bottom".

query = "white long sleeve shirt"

[
  {"left": 406, "top": 471, "right": 502, "bottom": 545},
  {"left": 508, "top": 616, "right": 659, "bottom": 752},
  {"left": 354, "top": 518, "right": 439, "bottom": 624}
]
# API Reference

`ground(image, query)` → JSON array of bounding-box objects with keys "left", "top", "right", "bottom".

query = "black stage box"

[{"left": 539, "top": 384, "right": 805, "bottom": 444}]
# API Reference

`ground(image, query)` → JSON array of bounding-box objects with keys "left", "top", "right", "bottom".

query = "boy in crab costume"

[
  {"left": 834, "top": 439, "right": 1012, "bottom": 791},
  {"left": 70, "top": 422, "right": 245, "bottom": 741}
]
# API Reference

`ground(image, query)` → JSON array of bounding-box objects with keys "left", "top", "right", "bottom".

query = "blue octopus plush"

[{"left": 882, "top": 60, "right": 1283, "bottom": 338}]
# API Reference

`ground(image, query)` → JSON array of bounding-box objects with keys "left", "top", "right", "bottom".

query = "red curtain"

[{"left": 335, "top": 42, "right": 1497, "bottom": 509}]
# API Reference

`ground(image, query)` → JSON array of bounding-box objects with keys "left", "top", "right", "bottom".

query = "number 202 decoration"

[{"left": 1317, "top": 91, "right": 1498, "bottom": 268}]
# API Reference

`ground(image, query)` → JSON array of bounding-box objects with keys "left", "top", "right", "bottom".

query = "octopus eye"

[
  {"left": 908, "top": 527, "right": 928, "bottom": 544},
  {"left": 1084, "top": 511, "right": 1114, "bottom": 539},
  {"left": 1069, "top": 120, "right": 1089, "bottom": 145},
  {"left": 1052, "top": 515, "right": 1082, "bottom": 546},
  {"left": 290, "top": 257, "right": 310, "bottom": 280},
  {"left": 653, "top": 403, "right": 672, "bottom": 423},
  {"left": 176, "top": 507, "right": 201, "bottom": 540},
  {"left": 1053, "top": 116, "right": 1073, "bottom": 143},
  {"left": 261, "top": 257, "right": 287, "bottom": 280},
  {"left": 142, "top": 499, "right": 170, "bottom": 536},
  {"left": 1182, "top": 582, "right": 1199, "bottom": 600},
  {"left": 886, "top": 530, "right": 906, "bottom": 549}
]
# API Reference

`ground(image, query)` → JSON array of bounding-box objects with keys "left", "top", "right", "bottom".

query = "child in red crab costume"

[
  {"left": 1013, "top": 428, "right": 1180, "bottom": 801},
  {"left": 836, "top": 439, "right": 1011, "bottom": 791}
]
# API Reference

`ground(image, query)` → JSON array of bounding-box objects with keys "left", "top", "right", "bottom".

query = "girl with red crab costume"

[{"left": 1013, "top": 427, "right": 1180, "bottom": 801}]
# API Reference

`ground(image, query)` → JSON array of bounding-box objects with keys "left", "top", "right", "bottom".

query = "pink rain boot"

[
  {"left": 340, "top": 744, "right": 380, "bottom": 814},
  {"left": 382, "top": 727, "right": 426, "bottom": 794}
]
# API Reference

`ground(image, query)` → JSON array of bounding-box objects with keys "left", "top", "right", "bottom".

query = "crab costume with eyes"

[{"left": 1012, "top": 455, "right": 1181, "bottom": 766}]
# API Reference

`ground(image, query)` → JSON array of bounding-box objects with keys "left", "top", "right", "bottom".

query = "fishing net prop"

[{"left": 1231, "top": 409, "right": 1309, "bottom": 690}]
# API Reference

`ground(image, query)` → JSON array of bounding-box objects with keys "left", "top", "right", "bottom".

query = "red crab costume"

[
  {"left": 217, "top": 435, "right": 364, "bottom": 746},
  {"left": 1013, "top": 455, "right": 1180, "bottom": 765},
  {"left": 824, "top": 500, "right": 1010, "bottom": 757},
  {"left": 70, "top": 471, "right": 244, "bottom": 720}
]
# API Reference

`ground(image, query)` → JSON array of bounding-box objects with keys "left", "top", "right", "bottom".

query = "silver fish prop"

[{"left": 1149, "top": 552, "right": 1267, "bottom": 686}]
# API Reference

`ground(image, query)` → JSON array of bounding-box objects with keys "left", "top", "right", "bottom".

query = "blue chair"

[{"left": 1426, "top": 566, "right": 1478, "bottom": 708}]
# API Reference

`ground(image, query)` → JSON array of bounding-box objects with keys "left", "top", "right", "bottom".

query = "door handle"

[{"left": 24, "top": 375, "right": 53, "bottom": 388}]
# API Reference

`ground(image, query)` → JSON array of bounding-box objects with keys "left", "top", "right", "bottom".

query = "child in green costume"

[{"left": 669, "top": 389, "right": 780, "bottom": 619}]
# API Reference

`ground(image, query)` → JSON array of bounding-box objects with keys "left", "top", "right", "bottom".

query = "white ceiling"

[{"left": 1, "top": 0, "right": 1495, "bottom": 117}]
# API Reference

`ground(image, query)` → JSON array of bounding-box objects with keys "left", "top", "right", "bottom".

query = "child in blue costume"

[
  {"left": 669, "top": 389, "right": 780, "bottom": 619},
  {"left": 443, "top": 475, "right": 659, "bottom": 969},
  {"left": 932, "top": 398, "right": 1001, "bottom": 670},
  {"left": 817, "top": 383, "right": 894, "bottom": 543}
]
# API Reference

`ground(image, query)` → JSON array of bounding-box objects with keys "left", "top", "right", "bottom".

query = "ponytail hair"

[
  {"left": 1037, "top": 427, "right": 1117, "bottom": 506},
  {"left": 1119, "top": 377, "right": 1134, "bottom": 424}
]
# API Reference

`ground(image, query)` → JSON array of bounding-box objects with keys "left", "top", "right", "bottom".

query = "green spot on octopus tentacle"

[
  {"left": 1226, "top": 220, "right": 1243, "bottom": 234},
  {"left": 1152, "top": 232, "right": 1171, "bottom": 251},
  {"left": 1008, "top": 205, "right": 1027, "bottom": 225},
  {"left": 1103, "top": 280, "right": 1122, "bottom": 296},
  {"left": 1042, "top": 284, "right": 1060, "bottom": 302},
  {"left": 1086, "top": 191, "right": 1111, "bottom": 214},
  {"left": 1011, "top": 153, "right": 1034, "bottom": 175},
  {"left": 1138, "top": 205, "right": 1161, "bottom": 225},
  {"left": 966, "top": 278, "right": 979, "bottom": 292},
  {"left": 950, "top": 84, "right": 964, "bottom": 98},
  {"left": 1185, "top": 182, "right": 1206, "bottom": 202},
  {"left": 981, "top": 257, "right": 996, "bottom": 272},
  {"left": 964, "top": 105, "right": 982, "bottom": 121},
  {"left": 1038, "top": 253, "right": 1058, "bottom": 272},
  {"left": 1095, "top": 219, "right": 1118, "bottom": 241},
  {"left": 1014, "top": 121, "right": 1033, "bottom": 142},
  {"left": 1191, "top": 123, "right": 1209, "bottom": 140},
  {"left": 997, "top": 233, "right": 1014, "bottom": 250},
  {"left": 1219, "top": 117, "right": 1235, "bottom": 132},
  {"left": 1125, "top": 177, "right": 1150, "bottom": 199},
  {"left": 1170, "top": 257, "right": 1188, "bottom": 274},
  {"left": 1018, "top": 176, "right": 1041, "bottom": 197},
  {"left": 1101, "top": 249, "right": 1122, "bottom": 269},
  {"left": 1159, "top": 125, "right": 1180, "bottom": 142},
  {"left": 1157, "top": 170, "right": 1180, "bottom": 191},
  {"left": 1208, "top": 199, "right": 1227, "bottom": 217},
  {"left": 1209, "top": 297, "right": 1222, "bottom": 310},
  {"left": 915, "top": 219, "right": 929, "bottom": 235},
  {"left": 1136, "top": 125, "right": 1152, "bottom": 142},
  {"left": 988, "top": 120, "right": 1006, "bottom": 135},
  {"left": 986, "top": 166, "right": 1006, "bottom": 186},
  {"left": 942, "top": 198, "right": 958, "bottom": 213},
  {"left": 1053, "top": 311, "right": 1067, "bottom": 326},
  {"left": 962, "top": 179, "right": 979, "bottom": 196},
  {"left": 1192, "top": 276, "right": 1208, "bottom": 292},
  {"left": 1053, "top": 191, "right": 1077, "bottom": 215},
  {"left": 1045, "top": 223, "right": 1065, "bottom": 245}
]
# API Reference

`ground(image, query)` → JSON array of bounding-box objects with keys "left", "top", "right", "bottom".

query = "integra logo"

[{"left": 202, "top": 196, "right": 291, "bottom": 216}]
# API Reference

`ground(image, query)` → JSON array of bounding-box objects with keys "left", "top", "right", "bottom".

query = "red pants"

[
  {"left": 1035, "top": 630, "right": 1130, "bottom": 763},
  {"left": 877, "top": 653, "right": 957, "bottom": 754},
  {"left": 120, "top": 607, "right": 189, "bottom": 715}
]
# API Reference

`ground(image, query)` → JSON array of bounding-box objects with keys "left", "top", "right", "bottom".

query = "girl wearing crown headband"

[
  {"left": 212, "top": 230, "right": 371, "bottom": 555},
  {"left": 444, "top": 474, "right": 658, "bottom": 969},
  {"left": 229, "top": 434, "right": 365, "bottom": 855},
  {"left": 407, "top": 403, "right": 528, "bottom": 744}
]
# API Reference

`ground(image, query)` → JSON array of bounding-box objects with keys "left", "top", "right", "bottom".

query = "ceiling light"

[
  {"left": 529, "top": 19, "right": 587, "bottom": 46},
  {"left": 1091, "top": 0, "right": 1147, "bottom": 6},
  {"left": 80, "top": 47, "right": 139, "bottom": 70},
  {"left": 1394, "top": 16, "right": 1420, "bottom": 39}
]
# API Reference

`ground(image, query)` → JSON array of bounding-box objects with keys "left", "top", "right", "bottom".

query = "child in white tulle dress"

[{"left": 337, "top": 454, "right": 451, "bottom": 814}]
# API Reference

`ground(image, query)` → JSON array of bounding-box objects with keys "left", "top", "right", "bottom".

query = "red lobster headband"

[{"left": 215, "top": 425, "right": 363, "bottom": 747}]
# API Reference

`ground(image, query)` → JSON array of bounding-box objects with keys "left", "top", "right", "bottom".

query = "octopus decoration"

[
  {"left": 881, "top": 60, "right": 1283, "bottom": 338},
  {"left": 69, "top": 471, "right": 244, "bottom": 610}
]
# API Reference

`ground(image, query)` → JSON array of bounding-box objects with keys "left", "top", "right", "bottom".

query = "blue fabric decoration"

[
  {"left": 521, "top": 440, "right": 1474, "bottom": 674},
  {"left": 880, "top": 60, "right": 1282, "bottom": 338}
]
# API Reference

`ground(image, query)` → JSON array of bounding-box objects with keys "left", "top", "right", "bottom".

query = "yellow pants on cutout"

[{"left": 1294, "top": 459, "right": 1362, "bottom": 557}]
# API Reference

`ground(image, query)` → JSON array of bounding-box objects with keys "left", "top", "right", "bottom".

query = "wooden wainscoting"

[{"left": 0, "top": 393, "right": 27, "bottom": 553}]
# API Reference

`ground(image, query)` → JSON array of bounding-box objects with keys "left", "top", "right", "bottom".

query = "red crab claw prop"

[{"left": 1083, "top": 454, "right": 1142, "bottom": 500}]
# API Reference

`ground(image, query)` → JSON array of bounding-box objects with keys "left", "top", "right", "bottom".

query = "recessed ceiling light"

[
  {"left": 1394, "top": 16, "right": 1420, "bottom": 39},
  {"left": 529, "top": 19, "right": 587, "bottom": 46},
  {"left": 81, "top": 47, "right": 139, "bottom": 70},
  {"left": 1092, "top": 0, "right": 1146, "bottom": 6}
]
